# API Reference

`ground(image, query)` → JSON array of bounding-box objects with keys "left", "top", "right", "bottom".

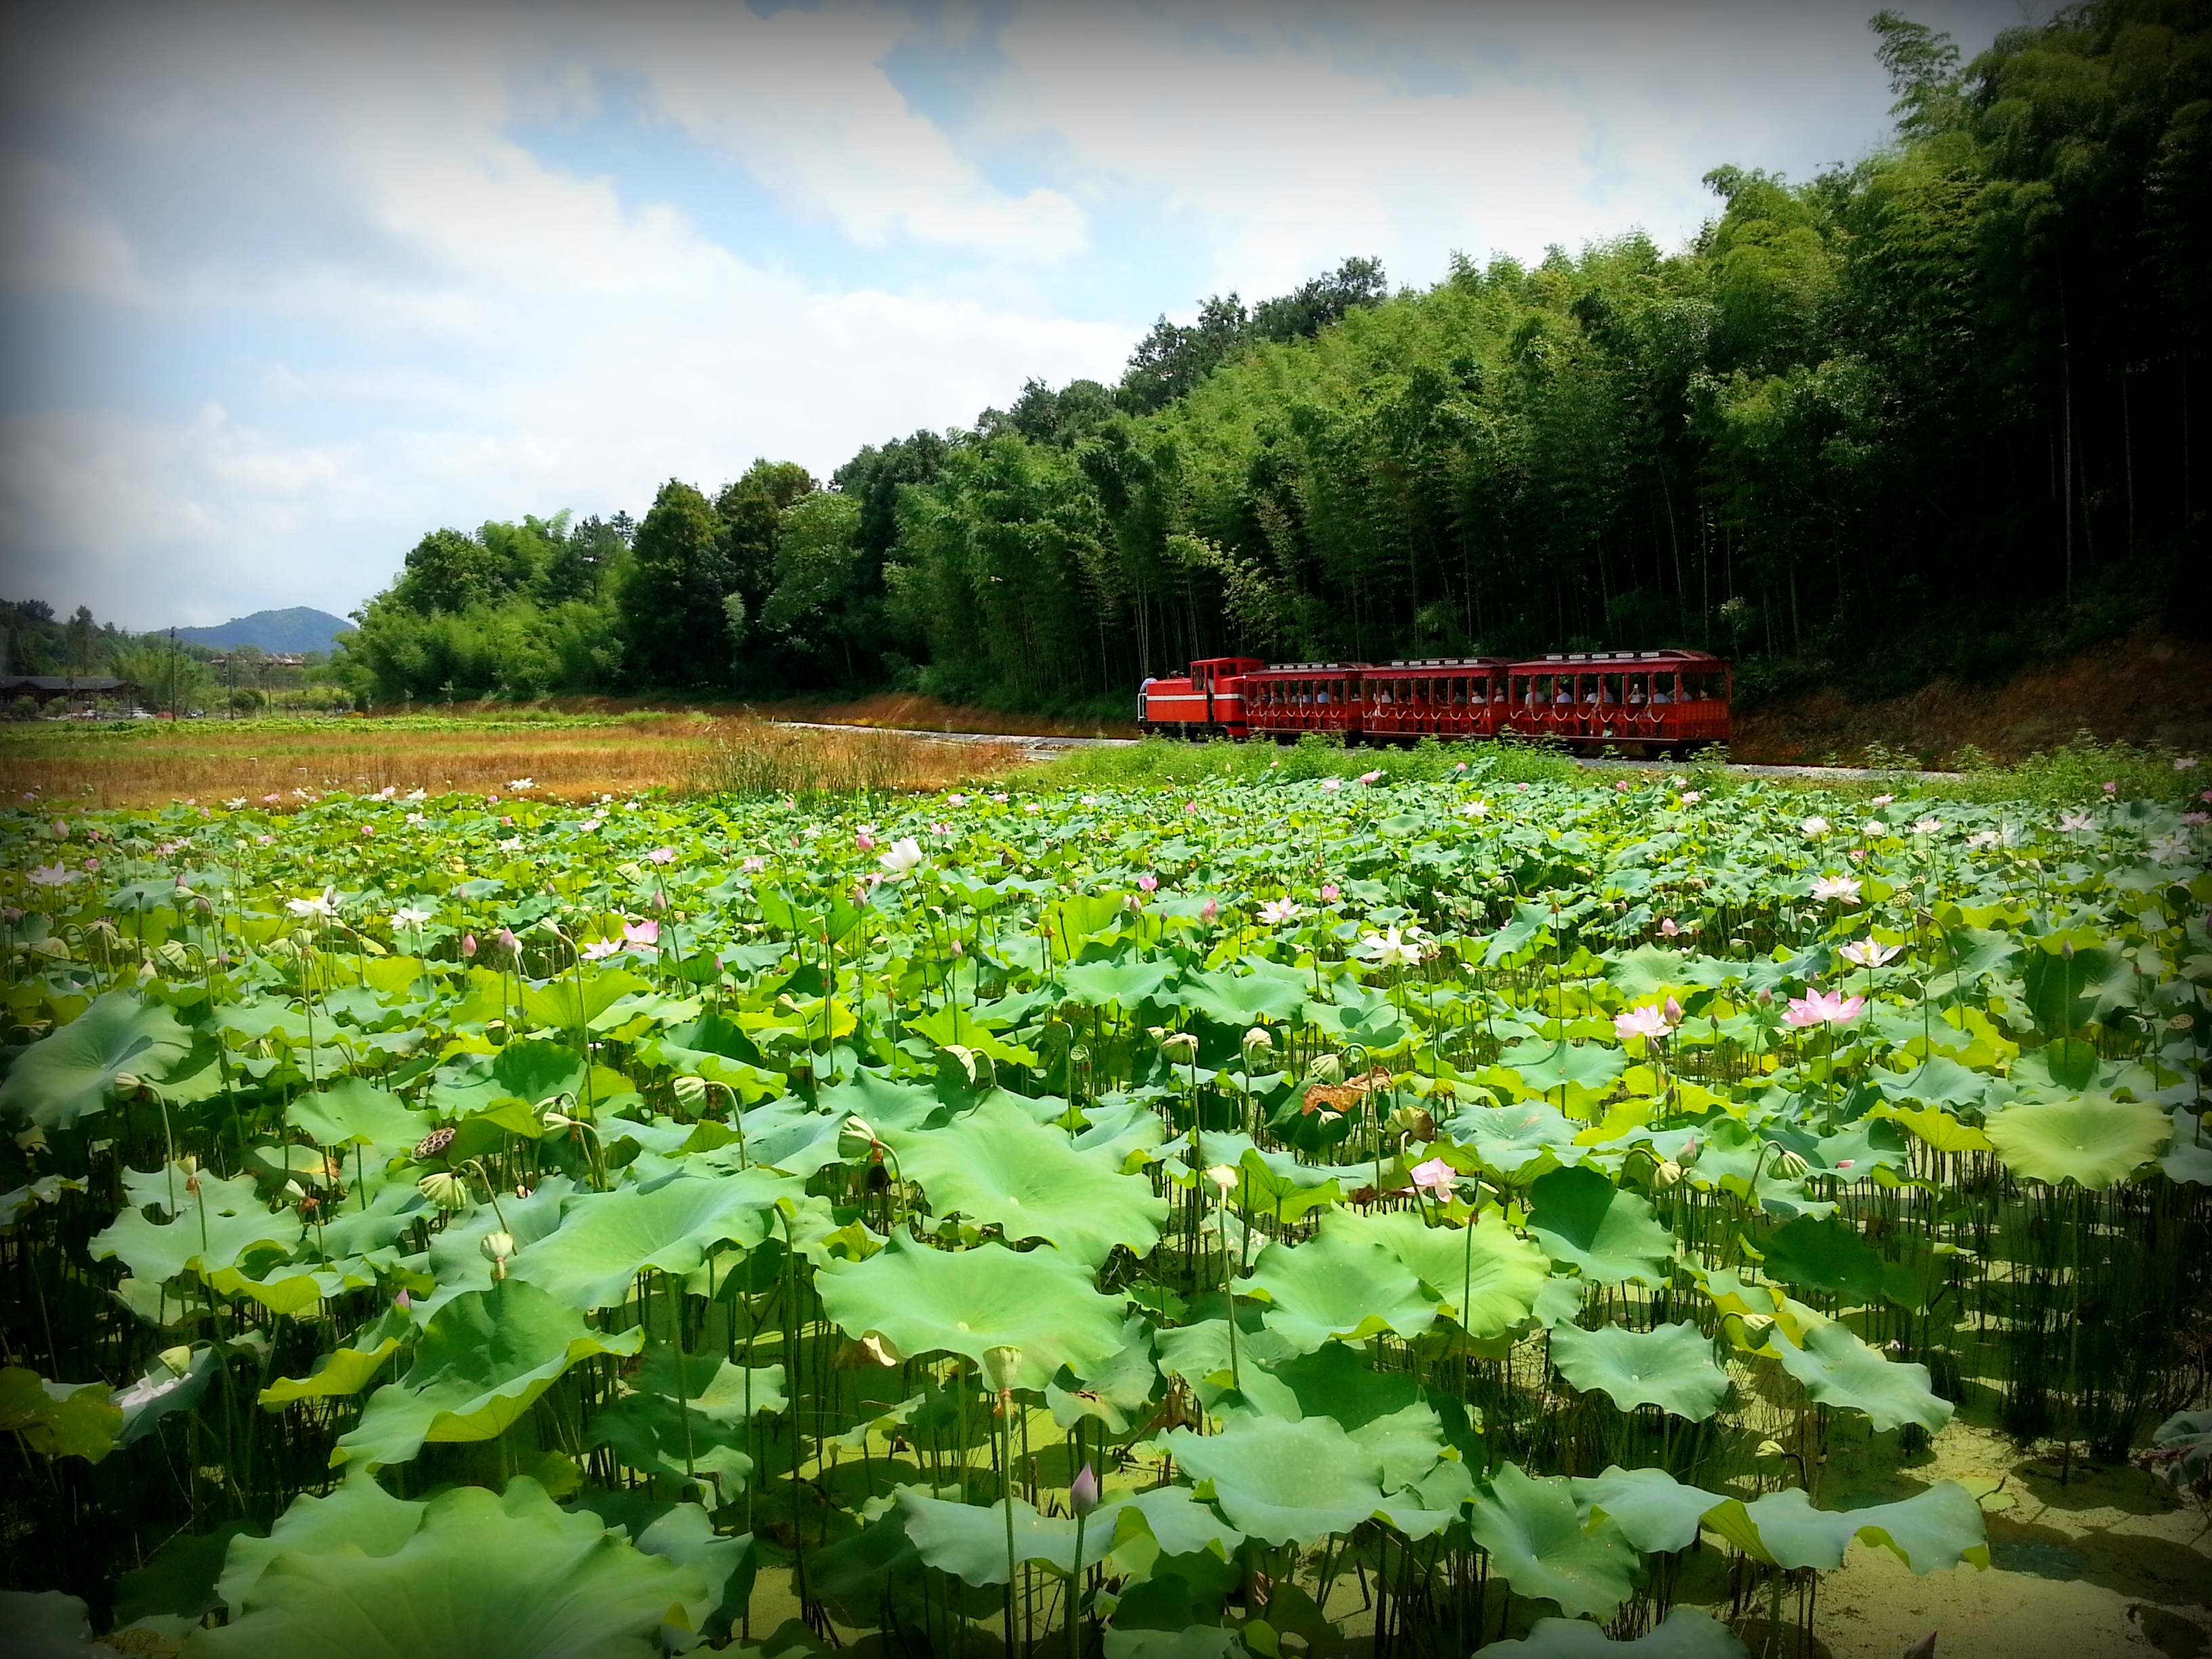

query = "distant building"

[
  {"left": 0, "top": 675, "right": 140, "bottom": 705},
  {"left": 207, "top": 653, "right": 307, "bottom": 668}
]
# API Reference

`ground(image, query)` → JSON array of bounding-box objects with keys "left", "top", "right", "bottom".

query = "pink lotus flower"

[
  {"left": 1258, "top": 898, "right": 1303, "bottom": 926},
  {"left": 1359, "top": 771, "right": 1382, "bottom": 785},
  {"left": 1679, "top": 792, "right": 1702, "bottom": 804},
  {"left": 1201, "top": 899, "right": 1219, "bottom": 922},
  {"left": 1784, "top": 988, "right": 1864, "bottom": 1027},
  {"left": 1411, "top": 1157, "right": 1457, "bottom": 1195},
  {"left": 2102, "top": 781, "right": 2116, "bottom": 794},
  {"left": 855, "top": 831, "right": 876, "bottom": 851},
  {"left": 361, "top": 825, "right": 375, "bottom": 838},
  {"left": 581, "top": 939, "right": 621, "bottom": 960},
  {"left": 1136, "top": 873, "right": 1158, "bottom": 892},
  {"left": 462, "top": 933, "right": 478, "bottom": 957},
  {"left": 1614, "top": 1004, "right": 1677, "bottom": 1042},
  {"left": 1322, "top": 779, "right": 1342, "bottom": 792},
  {"left": 1659, "top": 917, "right": 1680, "bottom": 937},
  {"left": 262, "top": 794, "right": 281, "bottom": 806},
  {"left": 1184, "top": 800, "right": 1199, "bottom": 814},
  {"left": 647, "top": 847, "right": 676, "bottom": 865},
  {"left": 622, "top": 919, "right": 660, "bottom": 949},
  {"left": 1321, "top": 884, "right": 1340, "bottom": 902},
  {"left": 82, "top": 856, "right": 100, "bottom": 873},
  {"left": 741, "top": 855, "right": 766, "bottom": 872}
]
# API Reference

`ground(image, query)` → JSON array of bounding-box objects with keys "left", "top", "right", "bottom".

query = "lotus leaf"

[
  {"left": 91, "top": 1171, "right": 305, "bottom": 1286},
  {"left": 1322, "top": 1208, "right": 1549, "bottom": 1337},
  {"left": 0, "top": 991, "right": 194, "bottom": 1130},
  {"left": 1232, "top": 1233, "right": 1436, "bottom": 1353},
  {"left": 1757, "top": 1216, "right": 1889, "bottom": 1306},
  {"left": 1448, "top": 1101, "right": 1583, "bottom": 1177},
  {"left": 1526, "top": 1166, "right": 1675, "bottom": 1286},
  {"left": 897, "top": 1492, "right": 1122, "bottom": 1583},
  {"left": 189, "top": 1476, "right": 707, "bottom": 1658},
  {"left": 1700, "top": 1481, "right": 1988, "bottom": 1573},
  {"left": 1569, "top": 1466, "right": 1729, "bottom": 1553},
  {"left": 1047, "top": 1313, "right": 1160, "bottom": 1433},
  {"left": 335, "top": 1281, "right": 644, "bottom": 1469},
  {"left": 1550, "top": 1322, "right": 1729, "bottom": 1420},
  {"left": 115, "top": 1344, "right": 220, "bottom": 1445},
  {"left": 510, "top": 1170, "right": 796, "bottom": 1309},
  {"left": 1984, "top": 1095, "right": 2171, "bottom": 1189},
  {"left": 1103, "top": 1630, "right": 1248, "bottom": 1659},
  {"left": 814, "top": 1235, "right": 1127, "bottom": 1391},
  {"left": 1465, "top": 1462, "right": 1637, "bottom": 1621},
  {"left": 1160, "top": 1414, "right": 1393, "bottom": 1546},
  {"left": 1769, "top": 1322, "right": 1952, "bottom": 1435},
  {"left": 287, "top": 1076, "right": 422, "bottom": 1148},
  {"left": 0, "top": 1367, "right": 121, "bottom": 1461},
  {"left": 883, "top": 1095, "right": 1166, "bottom": 1268}
]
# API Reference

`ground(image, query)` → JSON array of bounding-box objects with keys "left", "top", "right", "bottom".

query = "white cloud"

[{"left": 0, "top": 0, "right": 2032, "bottom": 628}]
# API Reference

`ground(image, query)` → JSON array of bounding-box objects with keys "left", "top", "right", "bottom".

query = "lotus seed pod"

[
  {"left": 479, "top": 1229, "right": 516, "bottom": 1263},
  {"left": 1306, "top": 1052, "right": 1345, "bottom": 1086},
  {"left": 1654, "top": 1160, "right": 1684, "bottom": 1189},
  {"left": 156, "top": 1345, "right": 193, "bottom": 1378},
  {"left": 671, "top": 1074, "right": 708, "bottom": 1112},
  {"left": 1241, "top": 1026, "right": 1275, "bottom": 1065},
  {"left": 113, "top": 1073, "right": 142, "bottom": 1095},
  {"left": 981, "top": 1345, "right": 1023, "bottom": 1394},
  {"left": 417, "top": 1170, "right": 470, "bottom": 1209},
  {"left": 1205, "top": 1163, "right": 1238, "bottom": 1193},
  {"left": 1159, "top": 1031, "right": 1199, "bottom": 1063},
  {"left": 1774, "top": 1149, "right": 1810, "bottom": 1178},
  {"left": 839, "top": 1115, "right": 881, "bottom": 1155},
  {"left": 413, "top": 1126, "right": 457, "bottom": 1161}
]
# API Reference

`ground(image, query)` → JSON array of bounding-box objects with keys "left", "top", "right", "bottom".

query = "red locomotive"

[{"left": 1138, "top": 650, "right": 1730, "bottom": 756}]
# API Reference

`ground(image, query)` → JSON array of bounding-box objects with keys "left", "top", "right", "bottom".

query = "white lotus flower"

[
  {"left": 1801, "top": 816, "right": 1830, "bottom": 837},
  {"left": 1258, "top": 898, "right": 1304, "bottom": 926},
  {"left": 1461, "top": 800, "right": 1488, "bottom": 818},
  {"left": 1838, "top": 938, "right": 1902, "bottom": 968},
  {"left": 2149, "top": 832, "right": 2192, "bottom": 864},
  {"left": 390, "top": 905, "right": 434, "bottom": 930},
  {"left": 878, "top": 836, "right": 926, "bottom": 877},
  {"left": 1358, "top": 926, "right": 1427, "bottom": 969},
  {"left": 285, "top": 888, "right": 338, "bottom": 919},
  {"left": 1912, "top": 817, "right": 1944, "bottom": 835}
]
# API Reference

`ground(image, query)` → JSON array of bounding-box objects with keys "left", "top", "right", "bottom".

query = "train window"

[
  {"left": 1652, "top": 675, "right": 1675, "bottom": 705},
  {"left": 1628, "top": 676, "right": 1647, "bottom": 705},
  {"left": 1412, "top": 680, "right": 1428, "bottom": 705},
  {"left": 1451, "top": 678, "right": 1467, "bottom": 706}
]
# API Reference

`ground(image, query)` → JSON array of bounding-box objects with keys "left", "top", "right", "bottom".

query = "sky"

[{"left": 0, "top": 0, "right": 2036, "bottom": 632}]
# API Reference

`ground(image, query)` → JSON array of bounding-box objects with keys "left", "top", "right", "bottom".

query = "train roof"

[{"left": 1509, "top": 649, "right": 1728, "bottom": 667}]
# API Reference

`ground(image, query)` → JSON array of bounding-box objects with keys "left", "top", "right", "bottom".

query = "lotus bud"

[
  {"left": 1240, "top": 1027, "right": 1275, "bottom": 1068},
  {"left": 1757, "top": 987, "right": 1772, "bottom": 1006},
  {"left": 1678, "top": 1136, "right": 1700, "bottom": 1166},
  {"left": 393, "top": 1288, "right": 411, "bottom": 1311},
  {"left": 1071, "top": 1463, "right": 1100, "bottom": 1516},
  {"left": 2060, "top": 939, "right": 2074, "bottom": 958},
  {"left": 282, "top": 1179, "right": 306, "bottom": 1200},
  {"left": 1663, "top": 996, "right": 1682, "bottom": 1024},
  {"left": 462, "top": 933, "right": 477, "bottom": 958},
  {"left": 1654, "top": 1160, "right": 1684, "bottom": 1189},
  {"left": 1306, "top": 1052, "right": 1345, "bottom": 1086},
  {"left": 981, "top": 1345, "right": 1023, "bottom": 1395},
  {"left": 1159, "top": 1031, "right": 1200, "bottom": 1064},
  {"left": 417, "top": 1170, "right": 470, "bottom": 1210}
]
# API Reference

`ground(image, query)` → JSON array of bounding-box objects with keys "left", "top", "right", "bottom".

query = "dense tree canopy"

[{"left": 334, "top": 1, "right": 2205, "bottom": 710}]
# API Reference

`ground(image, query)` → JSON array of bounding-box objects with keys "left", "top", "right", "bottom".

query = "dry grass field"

[{"left": 0, "top": 712, "right": 1024, "bottom": 809}]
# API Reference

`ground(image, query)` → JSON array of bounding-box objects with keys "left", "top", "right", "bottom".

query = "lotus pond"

[{"left": 1, "top": 763, "right": 2207, "bottom": 1658}]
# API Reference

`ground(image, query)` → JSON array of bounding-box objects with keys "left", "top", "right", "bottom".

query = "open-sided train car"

[{"left": 1139, "top": 648, "right": 1729, "bottom": 754}]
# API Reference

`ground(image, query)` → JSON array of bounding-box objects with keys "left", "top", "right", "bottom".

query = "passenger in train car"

[
  {"left": 1628, "top": 676, "right": 1647, "bottom": 705},
  {"left": 1651, "top": 676, "right": 1674, "bottom": 705},
  {"left": 1553, "top": 679, "right": 1574, "bottom": 705}
]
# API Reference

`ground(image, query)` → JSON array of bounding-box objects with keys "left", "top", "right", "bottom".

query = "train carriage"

[{"left": 1140, "top": 646, "right": 1730, "bottom": 755}]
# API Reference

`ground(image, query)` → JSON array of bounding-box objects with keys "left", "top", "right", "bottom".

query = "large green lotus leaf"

[
  {"left": 0, "top": 991, "right": 194, "bottom": 1130},
  {"left": 510, "top": 1170, "right": 795, "bottom": 1309},
  {"left": 1485, "top": 1607, "right": 1746, "bottom": 1657},
  {"left": 1322, "top": 1208, "right": 1549, "bottom": 1338},
  {"left": 1233, "top": 1233, "right": 1435, "bottom": 1354},
  {"left": 1568, "top": 1466, "right": 1729, "bottom": 1554},
  {"left": 2020, "top": 943, "right": 2131, "bottom": 1036},
  {"left": 884, "top": 1095, "right": 1166, "bottom": 1269},
  {"left": 897, "top": 1492, "right": 1123, "bottom": 1584},
  {"left": 215, "top": 1471, "right": 424, "bottom": 1613},
  {"left": 1757, "top": 1216, "right": 1889, "bottom": 1306},
  {"left": 1172, "top": 966, "right": 1309, "bottom": 1027},
  {"left": 518, "top": 968, "right": 655, "bottom": 1036},
  {"left": 1061, "top": 958, "right": 1177, "bottom": 1010},
  {"left": 1447, "top": 1101, "right": 1583, "bottom": 1177},
  {"left": 1502, "top": 1042, "right": 1627, "bottom": 1100},
  {"left": 1102, "top": 1631, "right": 1248, "bottom": 1659},
  {"left": 1604, "top": 945, "right": 1702, "bottom": 1002},
  {"left": 1984, "top": 1096, "right": 2169, "bottom": 1189},
  {"left": 1160, "top": 1414, "right": 1390, "bottom": 1547},
  {"left": 90, "top": 1170, "right": 305, "bottom": 1284},
  {"left": 1701, "top": 1482, "right": 1988, "bottom": 1574},
  {"left": 1526, "top": 1166, "right": 1675, "bottom": 1288},
  {"left": 1873, "top": 1056, "right": 1990, "bottom": 1111},
  {"left": 2163, "top": 1110, "right": 2212, "bottom": 1185},
  {"left": 1151, "top": 1317, "right": 1302, "bottom": 1413},
  {"left": 0, "top": 1367, "right": 121, "bottom": 1462},
  {"left": 1229, "top": 1146, "right": 1342, "bottom": 1225},
  {"left": 419, "top": 1179, "right": 582, "bottom": 1313},
  {"left": 1550, "top": 1323, "right": 1728, "bottom": 1421},
  {"left": 287, "top": 1077, "right": 422, "bottom": 1149},
  {"left": 815, "top": 1069, "right": 945, "bottom": 1134},
  {"left": 590, "top": 1339, "right": 786, "bottom": 1496},
  {"left": 813, "top": 1235, "right": 1127, "bottom": 1392},
  {"left": 334, "top": 1281, "right": 643, "bottom": 1470},
  {"left": 1047, "top": 1312, "right": 1160, "bottom": 1434},
  {"left": 1106, "top": 1486, "right": 1246, "bottom": 1561},
  {"left": 1465, "top": 1462, "right": 1636, "bottom": 1622},
  {"left": 1769, "top": 1323, "right": 1952, "bottom": 1435},
  {"left": 188, "top": 1477, "right": 706, "bottom": 1659}
]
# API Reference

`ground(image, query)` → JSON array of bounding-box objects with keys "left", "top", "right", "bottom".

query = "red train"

[{"left": 1139, "top": 651, "right": 1731, "bottom": 756}]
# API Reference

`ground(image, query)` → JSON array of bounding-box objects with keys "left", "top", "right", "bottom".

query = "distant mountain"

[{"left": 171, "top": 607, "right": 352, "bottom": 655}]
